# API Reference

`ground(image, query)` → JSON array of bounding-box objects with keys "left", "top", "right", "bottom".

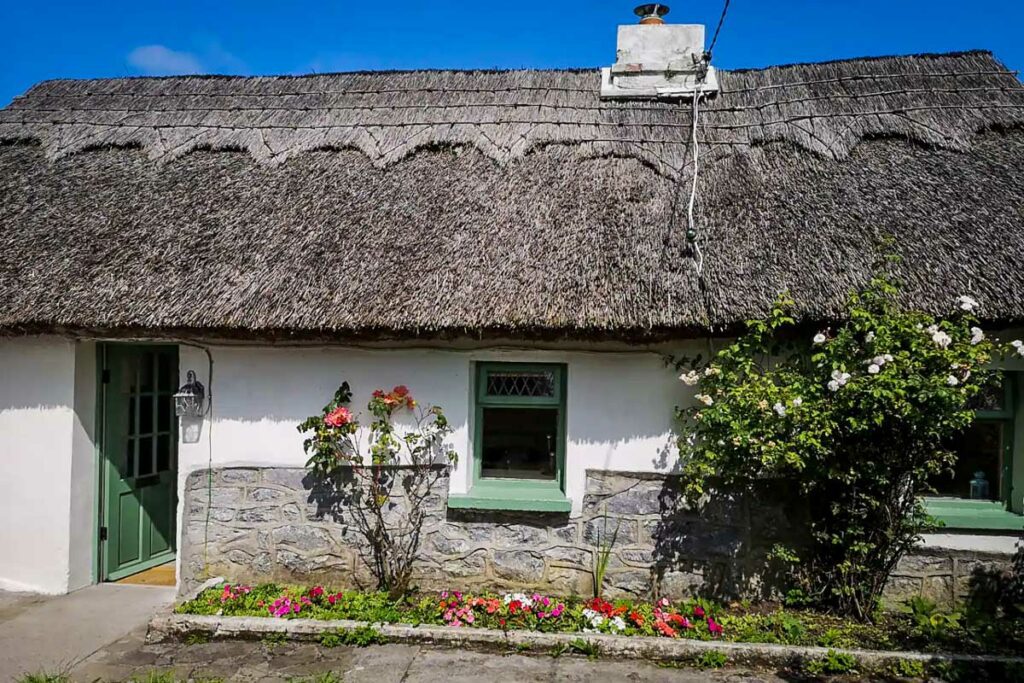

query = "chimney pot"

[{"left": 634, "top": 3, "right": 670, "bottom": 25}]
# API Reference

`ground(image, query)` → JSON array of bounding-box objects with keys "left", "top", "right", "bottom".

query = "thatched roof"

[{"left": 1, "top": 50, "right": 1023, "bottom": 340}]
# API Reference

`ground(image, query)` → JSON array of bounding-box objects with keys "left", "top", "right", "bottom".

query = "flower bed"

[{"left": 176, "top": 583, "right": 1024, "bottom": 657}]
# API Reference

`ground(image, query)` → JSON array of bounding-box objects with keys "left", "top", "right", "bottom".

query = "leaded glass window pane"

[{"left": 485, "top": 370, "right": 555, "bottom": 398}]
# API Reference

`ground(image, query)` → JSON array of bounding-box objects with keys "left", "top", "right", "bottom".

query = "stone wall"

[
  {"left": 885, "top": 548, "right": 1016, "bottom": 609},
  {"left": 180, "top": 466, "right": 1016, "bottom": 608},
  {"left": 181, "top": 467, "right": 798, "bottom": 599}
]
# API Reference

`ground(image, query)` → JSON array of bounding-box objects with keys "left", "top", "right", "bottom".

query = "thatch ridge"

[{"left": 1, "top": 51, "right": 1021, "bottom": 174}]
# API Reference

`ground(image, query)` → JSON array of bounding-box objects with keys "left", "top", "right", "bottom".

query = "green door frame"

[{"left": 96, "top": 342, "right": 179, "bottom": 582}]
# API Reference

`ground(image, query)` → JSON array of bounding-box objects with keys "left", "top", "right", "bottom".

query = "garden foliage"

[
  {"left": 298, "top": 383, "right": 457, "bottom": 598},
  {"left": 676, "top": 273, "right": 1012, "bottom": 619}
]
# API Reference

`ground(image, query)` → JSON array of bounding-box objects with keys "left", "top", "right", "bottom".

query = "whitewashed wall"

[
  {"left": 0, "top": 336, "right": 95, "bottom": 594},
  {"left": 175, "top": 344, "right": 698, "bottom": 518}
]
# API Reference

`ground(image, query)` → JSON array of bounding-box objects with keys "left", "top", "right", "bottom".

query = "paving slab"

[
  {"left": 0, "top": 584, "right": 174, "bottom": 681},
  {"left": 71, "top": 634, "right": 789, "bottom": 682}
]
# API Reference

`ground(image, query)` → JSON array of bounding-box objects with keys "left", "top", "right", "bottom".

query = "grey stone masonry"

[
  {"left": 884, "top": 547, "right": 1015, "bottom": 608},
  {"left": 180, "top": 467, "right": 1015, "bottom": 607}
]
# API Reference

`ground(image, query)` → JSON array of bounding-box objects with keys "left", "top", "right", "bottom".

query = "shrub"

[
  {"left": 695, "top": 650, "right": 728, "bottom": 669},
  {"left": 298, "top": 383, "right": 457, "bottom": 598},
  {"left": 676, "top": 270, "right": 1007, "bottom": 619}
]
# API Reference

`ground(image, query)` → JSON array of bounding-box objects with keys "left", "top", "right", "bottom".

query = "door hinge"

[
  {"left": 99, "top": 526, "right": 108, "bottom": 542},
  {"left": 101, "top": 369, "right": 111, "bottom": 384}
]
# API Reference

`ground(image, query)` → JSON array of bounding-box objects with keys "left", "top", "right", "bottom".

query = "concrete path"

[
  {"left": 71, "top": 633, "right": 787, "bottom": 682},
  {"left": 0, "top": 584, "right": 175, "bottom": 681}
]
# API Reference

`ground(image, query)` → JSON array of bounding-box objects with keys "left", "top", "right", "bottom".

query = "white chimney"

[{"left": 600, "top": 4, "right": 719, "bottom": 100}]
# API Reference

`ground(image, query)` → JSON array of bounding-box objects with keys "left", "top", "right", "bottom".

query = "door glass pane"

[
  {"left": 157, "top": 434, "right": 171, "bottom": 472},
  {"left": 158, "top": 353, "right": 173, "bottom": 392},
  {"left": 929, "top": 421, "right": 1004, "bottom": 501},
  {"left": 139, "top": 395, "right": 154, "bottom": 434},
  {"left": 969, "top": 380, "right": 1006, "bottom": 412},
  {"left": 140, "top": 352, "right": 155, "bottom": 392},
  {"left": 157, "top": 396, "right": 172, "bottom": 433},
  {"left": 137, "top": 436, "right": 155, "bottom": 476},
  {"left": 124, "top": 438, "right": 135, "bottom": 478},
  {"left": 128, "top": 395, "right": 136, "bottom": 435},
  {"left": 480, "top": 407, "right": 558, "bottom": 480}
]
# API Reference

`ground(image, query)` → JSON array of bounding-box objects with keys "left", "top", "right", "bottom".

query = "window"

[
  {"left": 447, "top": 362, "right": 570, "bottom": 512},
  {"left": 925, "top": 375, "right": 1022, "bottom": 531}
]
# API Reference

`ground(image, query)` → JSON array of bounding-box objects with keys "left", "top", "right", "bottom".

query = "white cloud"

[
  {"left": 127, "top": 45, "right": 206, "bottom": 76},
  {"left": 126, "top": 41, "right": 248, "bottom": 77}
]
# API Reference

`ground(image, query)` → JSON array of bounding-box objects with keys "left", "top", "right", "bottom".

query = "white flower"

[
  {"left": 932, "top": 331, "right": 952, "bottom": 349},
  {"left": 609, "top": 616, "right": 626, "bottom": 632},
  {"left": 1017, "top": 346, "right": 1024, "bottom": 358},
  {"left": 946, "top": 375, "right": 959, "bottom": 386},
  {"left": 926, "top": 324, "right": 939, "bottom": 334},
  {"left": 813, "top": 332, "right": 827, "bottom": 344},
  {"left": 871, "top": 355, "right": 888, "bottom": 366},
  {"left": 970, "top": 327, "right": 984, "bottom": 345},
  {"left": 696, "top": 394, "right": 714, "bottom": 406},
  {"left": 773, "top": 402, "right": 787, "bottom": 416},
  {"left": 704, "top": 366, "right": 720, "bottom": 377},
  {"left": 957, "top": 295, "right": 979, "bottom": 312},
  {"left": 679, "top": 370, "right": 700, "bottom": 386},
  {"left": 1013, "top": 340, "right": 1023, "bottom": 348},
  {"left": 865, "top": 331, "right": 876, "bottom": 343},
  {"left": 867, "top": 364, "right": 881, "bottom": 375},
  {"left": 883, "top": 353, "right": 894, "bottom": 362},
  {"left": 582, "top": 609, "right": 605, "bottom": 630},
  {"left": 503, "top": 593, "right": 534, "bottom": 607},
  {"left": 792, "top": 397, "right": 803, "bottom": 407},
  {"left": 827, "top": 380, "right": 841, "bottom": 392}
]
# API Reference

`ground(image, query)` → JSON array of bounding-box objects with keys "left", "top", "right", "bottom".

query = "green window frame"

[
  {"left": 925, "top": 374, "right": 1023, "bottom": 531},
  {"left": 447, "top": 362, "right": 571, "bottom": 512}
]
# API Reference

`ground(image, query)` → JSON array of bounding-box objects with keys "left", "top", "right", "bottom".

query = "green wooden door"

[{"left": 102, "top": 345, "right": 178, "bottom": 580}]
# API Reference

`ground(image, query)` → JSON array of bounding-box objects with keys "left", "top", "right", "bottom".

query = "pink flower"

[
  {"left": 324, "top": 406, "right": 352, "bottom": 427},
  {"left": 693, "top": 605, "right": 705, "bottom": 618},
  {"left": 708, "top": 617, "right": 723, "bottom": 637}
]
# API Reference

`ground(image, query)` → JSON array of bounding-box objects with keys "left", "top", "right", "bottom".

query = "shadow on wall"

[
  {"left": 964, "top": 535, "right": 1024, "bottom": 617},
  {"left": 647, "top": 478, "right": 809, "bottom": 602}
]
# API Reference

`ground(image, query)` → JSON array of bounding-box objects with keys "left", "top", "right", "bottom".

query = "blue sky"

[{"left": 3, "top": 1, "right": 1022, "bottom": 106}]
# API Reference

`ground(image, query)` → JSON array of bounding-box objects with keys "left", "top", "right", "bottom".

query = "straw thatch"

[{"left": 1, "top": 50, "right": 1023, "bottom": 340}]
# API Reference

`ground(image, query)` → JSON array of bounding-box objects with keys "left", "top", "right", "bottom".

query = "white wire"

[{"left": 687, "top": 82, "right": 705, "bottom": 277}]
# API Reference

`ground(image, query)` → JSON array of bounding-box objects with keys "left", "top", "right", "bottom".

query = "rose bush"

[
  {"left": 298, "top": 382, "right": 457, "bottom": 598},
  {"left": 676, "top": 273, "right": 1016, "bottom": 619}
]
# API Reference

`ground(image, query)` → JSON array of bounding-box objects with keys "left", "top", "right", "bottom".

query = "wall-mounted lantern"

[
  {"left": 174, "top": 370, "right": 206, "bottom": 444},
  {"left": 174, "top": 370, "right": 206, "bottom": 418}
]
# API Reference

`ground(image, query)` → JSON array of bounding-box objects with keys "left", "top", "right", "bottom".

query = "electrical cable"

[
  {"left": 687, "top": 83, "right": 705, "bottom": 277},
  {"left": 708, "top": 0, "right": 732, "bottom": 57}
]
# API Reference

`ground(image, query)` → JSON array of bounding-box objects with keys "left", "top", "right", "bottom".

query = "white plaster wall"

[
  {"left": 175, "top": 344, "right": 700, "bottom": 524},
  {"left": 68, "top": 341, "right": 97, "bottom": 591},
  {"left": 0, "top": 336, "right": 79, "bottom": 593}
]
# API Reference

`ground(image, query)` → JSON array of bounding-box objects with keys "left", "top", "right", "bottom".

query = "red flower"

[
  {"left": 629, "top": 610, "right": 645, "bottom": 627},
  {"left": 309, "top": 586, "right": 324, "bottom": 599},
  {"left": 393, "top": 385, "right": 410, "bottom": 398},
  {"left": 508, "top": 600, "right": 522, "bottom": 615},
  {"left": 324, "top": 406, "right": 352, "bottom": 427},
  {"left": 654, "top": 619, "right": 678, "bottom": 638},
  {"left": 499, "top": 618, "right": 507, "bottom": 628},
  {"left": 693, "top": 605, "right": 706, "bottom": 619},
  {"left": 372, "top": 389, "right": 385, "bottom": 398},
  {"left": 707, "top": 617, "right": 723, "bottom": 638}
]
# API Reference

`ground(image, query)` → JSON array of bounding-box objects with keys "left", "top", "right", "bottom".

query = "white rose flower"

[
  {"left": 773, "top": 402, "right": 787, "bottom": 416},
  {"left": 926, "top": 324, "right": 939, "bottom": 334},
  {"left": 696, "top": 394, "right": 714, "bottom": 406},
  {"left": 867, "top": 364, "right": 881, "bottom": 375},
  {"left": 865, "top": 331, "right": 876, "bottom": 343},
  {"left": 813, "top": 332, "right": 827, "bottom": 344},
  {"left": 957, "top": 295, "right": 979, "bottom": 312},
  {"left": 1013, "top": 340, "right": 1023, "bottom": 349},
  {"left": 827, "top": 380, "right": 840, "bottom": 392},
  {"left": 871, "top": 355, "right": 887, "bottom": 366},
  {"left": 792, "top": 397, "right": 803, "bottom": 407},
  {"left": 1017, "top": 346, "right": 1024, "bottom": 358},
  {"left": 883, "top": 354, "right": 894, "bottom": 362},
  {"left": 932, "top": 331, "right": 952, "bottom": 349},
  {"left": 946, "top": 375, "right": 959, "bottom": 386},
  {"left": 970, "top": 327, "right": 985, "bottom": 345},
  {"left": 679, "top": 370, "right": 700, "bottom": 386}
]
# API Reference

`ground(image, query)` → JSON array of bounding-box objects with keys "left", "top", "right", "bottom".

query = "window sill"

[
  {"left": 448, "top": 481, "right": 571, "bottom": 513},
  {"left": 924, "top": 498, "right": 1024, "bottom": 531}
]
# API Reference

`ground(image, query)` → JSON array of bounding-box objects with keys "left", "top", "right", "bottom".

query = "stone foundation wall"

[
  {"left": 181, "top": 467, "right": 798, "bottom": 599},
  {"left": 180, "top": 466, "right": 1016, "bottom": 608},
  {"left": 885, "top": 548, "right": 1016, "bottom": 608}
]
